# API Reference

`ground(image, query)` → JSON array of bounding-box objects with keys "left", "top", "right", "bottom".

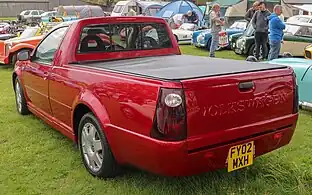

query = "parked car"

[
  {"left": 286, "top": 15, "right": 312, "bottom": 23},
  {"left": 172, "top": 23, "right": 199, "bottom": 44},
  {"left": 304, "top": 44, "right": 312, "bottom": 59},
  {"left": 0, "top": 23, "right": 58, "bottom": 65},
  {"left": 41, "top": 11, "right": 57, "bottom": 17},
  {"left": 0, "top": 34, "right": 17, "bottom": 41},
  {"left": 0, "top": 22, "right": 11, "bottom": 34},
  {"left": 192, "top": 20, "right": 247, "bottom": 50},
  {"left": 17, "top": 10, "right": 45, "bottom": 24},
  {"left": 229, "top": 32, "right": 243, "bottom": 50},
  {"left": 265, "top": 57, "right": 312, "bottom": 111},
  {"left": 13, "top": 16, "right": 298, "bottom": 178},
  {"left": 234, "top": 22, "right": 312, "bottom": 59}
]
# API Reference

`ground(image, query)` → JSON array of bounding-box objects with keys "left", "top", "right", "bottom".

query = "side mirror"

[{"left": 17, "top": 50, "right": 30, "bottom": 61}]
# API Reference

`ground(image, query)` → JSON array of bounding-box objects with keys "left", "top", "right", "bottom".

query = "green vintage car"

[
  {"left": 265, "top": 57, "right": 312, "bottom": 111},
  {"left": 234, "top": 22, "right": 312, "bottom": 59},
  {"left": 229, "top": 32, "right": 243, "bottom": 50}
]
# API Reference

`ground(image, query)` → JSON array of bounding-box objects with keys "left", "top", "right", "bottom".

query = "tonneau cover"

[{"left": 79, "top": 55, "right": 288, "bottom": 80}]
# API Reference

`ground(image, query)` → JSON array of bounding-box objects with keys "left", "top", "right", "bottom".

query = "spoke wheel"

[{"left": 81, "top": 123, "right": 104, "bottom": 173}]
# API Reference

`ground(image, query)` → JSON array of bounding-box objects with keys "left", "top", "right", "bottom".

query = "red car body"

[{"left": 13, "top": 16, "right": 299, "bottom": 177}]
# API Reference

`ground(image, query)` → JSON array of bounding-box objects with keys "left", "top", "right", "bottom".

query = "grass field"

[
  {"left": 0, "top": 17, "right": 17, "bottom": 21},
  {"left": 0, "top": 47, "right": 312, "bottom": 195}
]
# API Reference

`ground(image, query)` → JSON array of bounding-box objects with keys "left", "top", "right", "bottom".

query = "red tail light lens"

[
  {"left": 292, "top": 72, "right": 299, "bottom": 114},
  {"left": 151, "top": 88, "right": 187, "bottom": 141}
]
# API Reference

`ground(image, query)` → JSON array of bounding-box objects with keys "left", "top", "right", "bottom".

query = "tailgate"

[{"left": 182, "top": 68, "right": 295, "bottom": 150}]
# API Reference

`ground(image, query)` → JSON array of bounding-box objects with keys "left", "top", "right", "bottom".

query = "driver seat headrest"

[{"left": 87, "top": 28, "right": 104, "bottom": 35}]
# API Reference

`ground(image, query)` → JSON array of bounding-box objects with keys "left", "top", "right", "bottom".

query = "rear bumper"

[{"left": 107, "top": 114, "right": 298, "bottom": 176}]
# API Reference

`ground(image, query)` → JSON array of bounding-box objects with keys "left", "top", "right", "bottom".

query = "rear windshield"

[{"left": 78, "top": 23, "right": 172, "bottom": 53}]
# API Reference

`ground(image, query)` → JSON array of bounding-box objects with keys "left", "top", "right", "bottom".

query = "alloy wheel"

[{"left": 81, "top": 122, "right": 104, "bottom": 172}]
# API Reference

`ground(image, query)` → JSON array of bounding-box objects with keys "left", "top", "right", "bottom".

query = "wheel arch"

[{"left": 72, "top": 92, "right": 111, "bottom": 144}]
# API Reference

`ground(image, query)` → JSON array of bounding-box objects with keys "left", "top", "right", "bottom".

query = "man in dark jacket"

[
  {"left": 268, "top": 5, "right": 286, "bottom": 60},
  {"left": 251, "top": 2, "right": 271, "bottom": 60},
  {"left": 245, "top": 1, "right": 259, "bottom": 25}
]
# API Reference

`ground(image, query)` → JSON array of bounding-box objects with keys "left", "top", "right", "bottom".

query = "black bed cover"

[{"left": 77, "top": 55, "right": 288, "bottom": 80}]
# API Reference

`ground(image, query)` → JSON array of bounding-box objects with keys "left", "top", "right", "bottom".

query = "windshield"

[
  {"left": 230, "top": 21, "right": 247, "bottom": 30},
  {"left": 287, "top": 17, "right": 311, "bottom": 23},
  {"left": 284, "top": 24, "right": 300, "bottom": 35},
  {"left": 113, "top": 5, "right": 124, "bottom": 13},
  {"left": 20, "top": 28, "right": 39, "bottom": 39},
  {"left": 243, "top": 23, "right": 254, "bottom": 36},
  {"left": 179, "top": 23, "right": 197, "bottom": 31}
]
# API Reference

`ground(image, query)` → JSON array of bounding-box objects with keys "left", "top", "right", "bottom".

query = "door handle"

[{"left": 238, "top": 81, "right": 254, "bottom": 92}]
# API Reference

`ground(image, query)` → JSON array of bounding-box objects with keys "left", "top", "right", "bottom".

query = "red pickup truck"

[{"left": 13, "top": 17, "right": 299, "bottom": 178}]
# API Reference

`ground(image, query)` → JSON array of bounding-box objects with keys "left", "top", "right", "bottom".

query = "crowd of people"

[{"left": 209, "top": 1, "right": 286, "bottom": 60}]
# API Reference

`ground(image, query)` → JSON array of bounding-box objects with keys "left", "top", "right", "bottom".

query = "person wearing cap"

[
  {"left": 245, "top": 1, "right": 259, "bottom": 26},
  {"left": 182, "top": 10, "right": 199, "bottom": 25},
  {"left": 268, "top": 5, "right": 285, "bottom": 60},
  {"left": 209, "top": 3, "right": 224, "bottom": 58}
]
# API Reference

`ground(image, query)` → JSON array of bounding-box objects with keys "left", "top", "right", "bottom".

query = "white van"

[
  {"left": 111, "top": 1, "right": 138, "bottom": 16},
  {"left": 111, "top": 0, "right": 166, "bottom": 16}
]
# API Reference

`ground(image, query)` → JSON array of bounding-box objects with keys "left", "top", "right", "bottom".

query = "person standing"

[
  {"left": 209, "top": 3, "right": 224, "bottom": 58},
  {"left": 251, "top": 2, "right": 271, "bottom": 60},
  {"left": 245, "top": 1, "right": 260, "bottom": 26},
  {"left": 268, "top": 5, "right": 286, "bottom": 60}
]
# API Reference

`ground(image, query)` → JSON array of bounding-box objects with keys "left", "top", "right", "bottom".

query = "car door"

[
  {"left": 22, "top": 27, "right": 69, "bottom": 116},
  {"left": 300, "top": 66, "right": 312, "bottom": 103}
]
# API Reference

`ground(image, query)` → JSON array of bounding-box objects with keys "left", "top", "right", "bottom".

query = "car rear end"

[
  {"left": 304, "top": 45, "right": 312, "bottom": 59},
  {"left": 121, "top": 67, "right": 298, "bottom": 176}
]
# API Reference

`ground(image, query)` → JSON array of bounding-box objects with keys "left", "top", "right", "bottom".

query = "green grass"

[
  {"left": 180, "top": 45, "right": 246, "bottom": 60},
  {"left": 0, "top": 46, "right": 312, "bottom": 195},
  {"left": 0, "top": 17, "right": 17, "bottom": 21}
]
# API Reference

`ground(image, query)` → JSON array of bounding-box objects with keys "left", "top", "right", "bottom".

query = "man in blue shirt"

[{"left": 268, "top": 5, "right": 286, "bottom": 60}]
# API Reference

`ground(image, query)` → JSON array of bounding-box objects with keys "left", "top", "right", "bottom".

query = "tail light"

[
  {"left": 292, "top": 72, "right": 299, "bottom": 114},
  {"left": 151, "top": 88, "right": 187, "bottom": 141}
]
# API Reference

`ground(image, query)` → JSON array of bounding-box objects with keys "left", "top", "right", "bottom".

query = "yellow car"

[
  {"left": 16, "top": 22, "right": 57, "bottom": 38},
  {"left": 304, "top": 44, "right": 312, "bottom": 59}
]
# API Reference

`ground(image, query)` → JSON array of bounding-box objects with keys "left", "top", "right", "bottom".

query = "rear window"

[{"left": 78, "top": 23, "right": 172, "bottom": 53}]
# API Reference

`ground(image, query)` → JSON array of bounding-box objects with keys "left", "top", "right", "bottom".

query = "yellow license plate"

[{"left": 227, "top": 141, "right": 254, "bottom": 172}]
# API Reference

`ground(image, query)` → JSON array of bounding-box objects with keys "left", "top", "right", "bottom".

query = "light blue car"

[
  {"left": 265, "top": 57, "right": 312, "bottom": 111},
  {"left": 41, "top": 16, "right": 78, "bottom": 23},
  {"left": 192, "top": 20, "right": 247, "bottom": 50}
]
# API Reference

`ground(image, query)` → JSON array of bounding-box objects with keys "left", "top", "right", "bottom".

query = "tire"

[
  {"left": 11, "top": 53, "right": 17, "bottom": 67},
  {"left": 248, "top": 44, "right": 268, "bottom": 60},
  {"left": 14, "top": 77, "right": 29, "bottom": 115},
  {"left": 78, "top": 113, "right": 121, "bottom": 178},
  {"left": 248, "top": 44, "right": 256, "bottom": 57}
]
